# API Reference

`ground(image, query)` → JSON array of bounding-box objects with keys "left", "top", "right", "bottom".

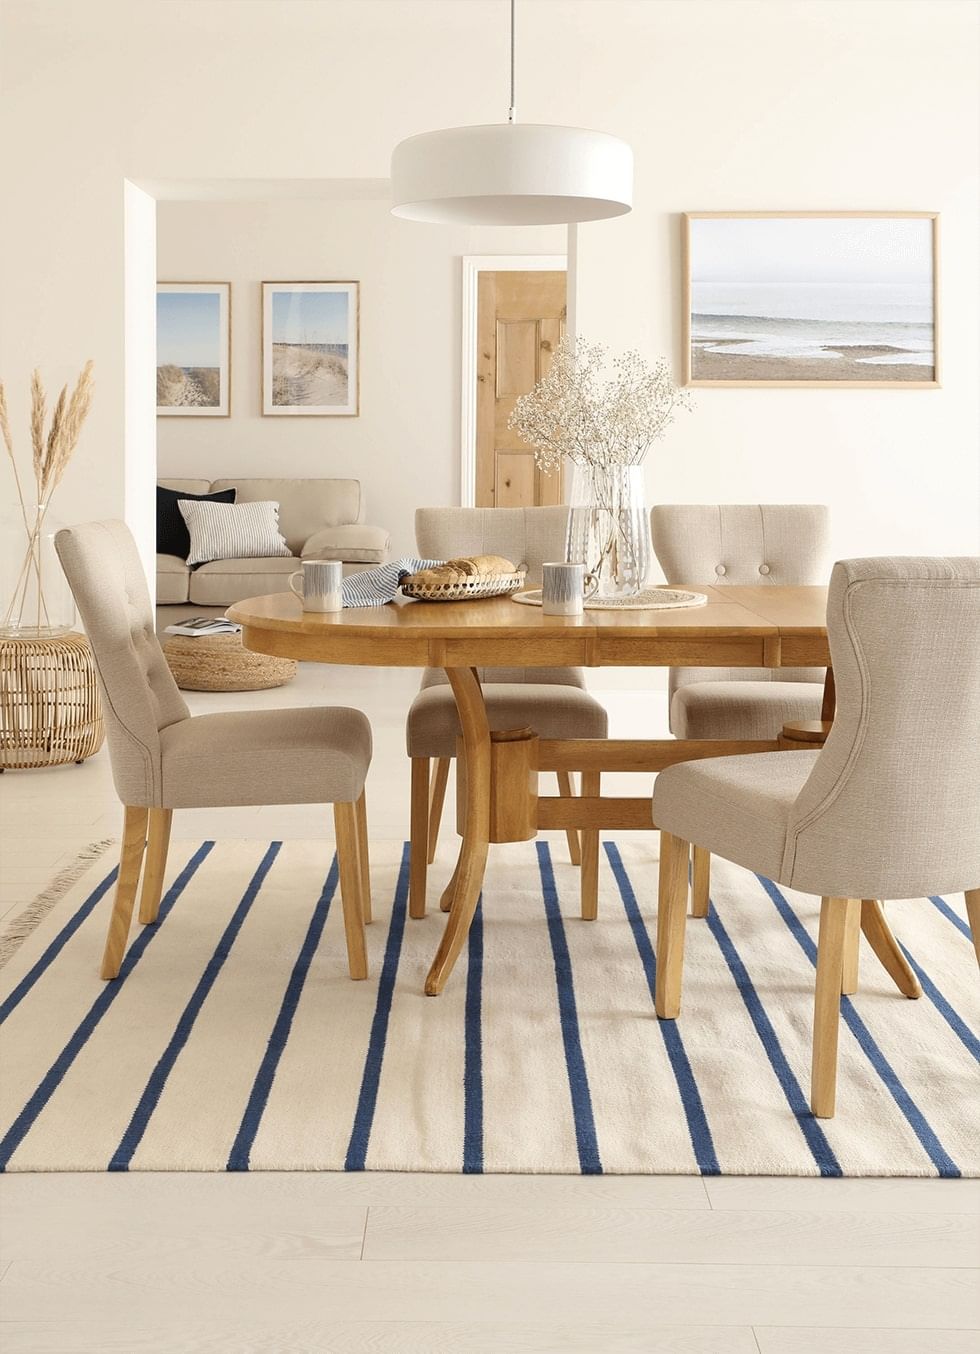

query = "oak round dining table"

[{"left": 228, "top": 585, "right": 831, "bottom": 995}]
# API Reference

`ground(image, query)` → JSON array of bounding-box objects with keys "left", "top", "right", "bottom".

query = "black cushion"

[{"left": 156, "top": 485, "right": 236, "bottom": 559}]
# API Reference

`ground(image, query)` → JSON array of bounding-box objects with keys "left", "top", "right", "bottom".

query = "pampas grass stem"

[{"left": 1, "top": 361, "right": 94, "bottom": 631}]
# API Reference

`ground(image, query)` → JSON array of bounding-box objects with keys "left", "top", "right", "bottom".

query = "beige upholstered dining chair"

[
  {"left": 651, "top": 504, "right": 831, "bottom": 916},
  {"left": 651, "top": 556, "right": 980, "bottom": 1117},
  {"left": 55, "top": 521, "right": 373, "bottom": 982},
  {"left": 406, "top": 507, "right": 608, "bottom": 920}
]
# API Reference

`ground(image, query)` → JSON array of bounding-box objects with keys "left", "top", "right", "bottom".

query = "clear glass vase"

[
  {"left": 565, "top": 464, "right": 651, "bottom": 598},
  {"left": 0, "top": 501, "right": 75, "bottom": 639}
]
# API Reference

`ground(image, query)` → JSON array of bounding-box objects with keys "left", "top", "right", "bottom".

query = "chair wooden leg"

[
  {"left": 691, "top": 844, "right": 710, "bottom": 919},
  {"left": 861, "top": 899, "right": 921, "bottom": 997},
  {"left": 655, "top": 831, "right": 689, "bottom": 1018},
  {"left": 409, "top": 756, "right": 430, "bottom": 919},
  {"left": 556, "top": 771, "right": 582, "bottom": 866},
  {"left": 137, "top": 807, "right": 172, "bottom": 925},
  {"left": 841, "top": 898, "right": 861, "bottom": 995},
  {"left": 100, "top": 806, "right": 149, "bottom": 980},
  {"left": 439, "top": 852, "right": 461, "bottom": 914},
  {"left": 427, "top": 757, "right": 451, "bottom": 864},
  {"left": 334, "top": 801, "right": 368, "bottom": 980},
  {"left": 355, "top": 789, "right": 372, "bottom": 925},
  {"left": 580, "top": 771, "right": 600, "bottom": 920},
  {"left": 811, "top": 896, "right": 848, "bottom": 1118},
  {"left": 965, "top": 889, "right": 980, "bottom": 968}
]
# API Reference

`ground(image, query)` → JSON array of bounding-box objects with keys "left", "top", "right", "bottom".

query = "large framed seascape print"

[
  {"left": 263, "top": 282, "right": 360, "bottom": 415},
  {"left": 156, "top": 283, "right": 231, "bottom": 416},
  {"left": 683, "top": 213, "right": 939, "bottom": 387}
]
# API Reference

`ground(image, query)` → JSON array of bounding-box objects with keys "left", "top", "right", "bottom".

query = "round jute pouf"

[
  {"left": 0, "top": 632, "right": 105, "bottom": 770},
  {"left": 163, "top": 632, "right": 297, "bottom": 692}
]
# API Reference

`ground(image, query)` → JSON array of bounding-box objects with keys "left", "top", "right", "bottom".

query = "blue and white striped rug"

[{"left": 0, "top": 839, "right": 976, "bottom": 1176}]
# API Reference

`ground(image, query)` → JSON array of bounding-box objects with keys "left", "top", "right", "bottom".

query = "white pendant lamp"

[{"left": 390, "top": 1, "right": 633, "bottom": 226}]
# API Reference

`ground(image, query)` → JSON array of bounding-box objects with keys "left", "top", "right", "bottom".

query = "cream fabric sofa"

[{"left": 157, "top": 477, "right": 390, "bottom": 606}]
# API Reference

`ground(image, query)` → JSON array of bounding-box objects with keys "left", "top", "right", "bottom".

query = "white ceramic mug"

[
  {"left": 289, "top": 559, "right": 343, "bottom": 613},
  {"left": 542, "top": 561, "right": 599, "bottom": 616}
]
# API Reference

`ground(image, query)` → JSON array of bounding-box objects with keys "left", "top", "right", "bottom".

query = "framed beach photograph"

[
  {"left": 262, "top": 281, "right": 360, "bottom": 416},
  {"left": 156, "top": 283, "right": 231, "bottom": 416},
  {"left": 683, "top": 213, "right": 939, "bottom": 387}
]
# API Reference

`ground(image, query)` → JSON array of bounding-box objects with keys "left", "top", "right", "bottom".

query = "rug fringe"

[{"left": 0, "top": 839, "right": 115, "bottom": 969}]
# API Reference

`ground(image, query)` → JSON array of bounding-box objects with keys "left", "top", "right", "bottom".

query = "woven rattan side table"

[
  {"left": 0, "top": 632, "right": 105, "bottom": 770},
  {"left": 162, "top": 631, "right": 297, "bottom": 692}
]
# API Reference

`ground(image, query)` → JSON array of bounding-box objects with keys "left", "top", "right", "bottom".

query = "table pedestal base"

[
  {"left": 425, "top": 665, "right": 877, "bottom": 998},
  {"left": 425, "top": 668, "right": 786, "bottom": 995}
]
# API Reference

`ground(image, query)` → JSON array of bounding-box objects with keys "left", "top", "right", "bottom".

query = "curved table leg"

[{"left": 425, "top": 667, "right": 492, "bottom": 995}]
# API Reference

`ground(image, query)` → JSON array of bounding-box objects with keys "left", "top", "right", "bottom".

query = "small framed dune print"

[
  {"left": 683, "top": 213, "right": 940, "bottom": 388},
  {"left": 156, "top": 283, "right": 231, "bottom": 416},
  {"left": 262, "top": 281, "right": 360, "bottom": 416}
]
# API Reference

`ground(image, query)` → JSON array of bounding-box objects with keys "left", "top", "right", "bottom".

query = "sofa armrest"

[{"left": 301, "top": 523, "right": 390, "bottom": 565}]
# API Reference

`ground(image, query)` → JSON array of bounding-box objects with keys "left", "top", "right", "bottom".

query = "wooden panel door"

[{"left": 475, "top": 270, "right": 566, "bottom": 508}]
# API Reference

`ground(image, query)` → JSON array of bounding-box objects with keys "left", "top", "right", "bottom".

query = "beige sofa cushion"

[
  {"left": 302, "top": 523, "right": 390, "bottom": 564},
  {"left": 156, "top": 554, "right": 190, "bottom": 604},
  {"left": 188, "top": 556, "right": 297, "bottom": 606},
  {"left": 210, "top": 478, "right": 362, "bottom": 556},
  {"left": 158, "top": 478, "right": 211, "bottom": 496}
]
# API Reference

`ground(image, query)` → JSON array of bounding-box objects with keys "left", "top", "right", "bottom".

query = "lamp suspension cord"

[{"left": 508, "top": 0, "right": 517, "bottom": 123}]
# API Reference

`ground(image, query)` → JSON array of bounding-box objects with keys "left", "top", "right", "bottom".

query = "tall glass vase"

[
  {"left": 0, "top": 501, "right": 75, "bottom": 639},
  {"left": 565, "top": 464, "right": 651, "bottom": 598}
]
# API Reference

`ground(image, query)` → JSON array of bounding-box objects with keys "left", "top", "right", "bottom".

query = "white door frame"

[{"left": 459, "top": 254, "right": 567, "bottom": 507}]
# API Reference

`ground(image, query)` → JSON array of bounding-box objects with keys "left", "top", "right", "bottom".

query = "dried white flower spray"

[{"left": 508, "top": 336, "right": 692, "bottom": 473}]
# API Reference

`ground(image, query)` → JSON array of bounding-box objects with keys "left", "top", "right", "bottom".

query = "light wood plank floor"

[{"left": 1, "top": 662, "right": 977, "bottom": 1351}]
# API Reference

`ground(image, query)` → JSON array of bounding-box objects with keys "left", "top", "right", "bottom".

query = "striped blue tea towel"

[{"left": 341, "top": 558, "right": 441, "bottom": 608}]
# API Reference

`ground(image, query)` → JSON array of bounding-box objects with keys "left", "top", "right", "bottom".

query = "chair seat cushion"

[
  {"left": 670, "top": 681, "right": 825, "bottom": 740},
  {"left": 159, "top": 707, "right": 371, "bottom": 808},
  {"left": 652, "top": 750, "right": 820, "bottom": 881},
  {"left": 407, "top": 668, "right": 607, "bottom": 759}
]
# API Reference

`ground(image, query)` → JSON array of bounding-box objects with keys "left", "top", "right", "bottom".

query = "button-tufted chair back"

[
  {"left": 651, "top": 504, "right": 831, "bottom": 697},
  {"left": 416, "top": 506, "right": 570, "bottom": 588},
  {"left": 786, "top": 556, "right": 980, "bottom": 898},
  {"left": 55, "top": 521, "right": 190, "bottom": 807}
]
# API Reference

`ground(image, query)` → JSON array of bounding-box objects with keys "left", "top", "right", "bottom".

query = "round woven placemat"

[
  {"left": 512, "top": 587, "right": 708, "bottom": 611},
  {"left": 162, "top": 633, "right": 297, "bottom": 692}
]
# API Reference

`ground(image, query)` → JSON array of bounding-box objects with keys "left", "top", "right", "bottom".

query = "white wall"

[
  {"left": 2, "top": 0, "right": 977, "bottom": 566},
  {"left": 574, "top": 1, "right": 980, "bottom": 564},
  {"left": 156, "top": 200, "right": 561, "bottom": 559}
]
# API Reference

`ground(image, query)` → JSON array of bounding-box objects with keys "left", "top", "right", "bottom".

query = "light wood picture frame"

[
  {"left": 156, "top": 283, "right": 231, "bottom": 416},
  {"left": 262, "top": 281, "right": 360, "bottom": 416},
  {"left": 682, "top": 212, "right": 940, "bottom": 388}
]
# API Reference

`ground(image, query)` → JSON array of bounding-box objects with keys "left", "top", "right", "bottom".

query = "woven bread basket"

[{"left": 400, "top": 571, "right": 526, "bottom": 602}]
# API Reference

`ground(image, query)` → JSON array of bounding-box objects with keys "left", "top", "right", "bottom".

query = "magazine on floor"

[{"left": 163, "top": 616, "right": 242, "bottom": 638}]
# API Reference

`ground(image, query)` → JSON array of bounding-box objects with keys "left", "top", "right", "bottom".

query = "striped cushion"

[{"left": 178, "top": 499, "right": 292, "bottom": 568}]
